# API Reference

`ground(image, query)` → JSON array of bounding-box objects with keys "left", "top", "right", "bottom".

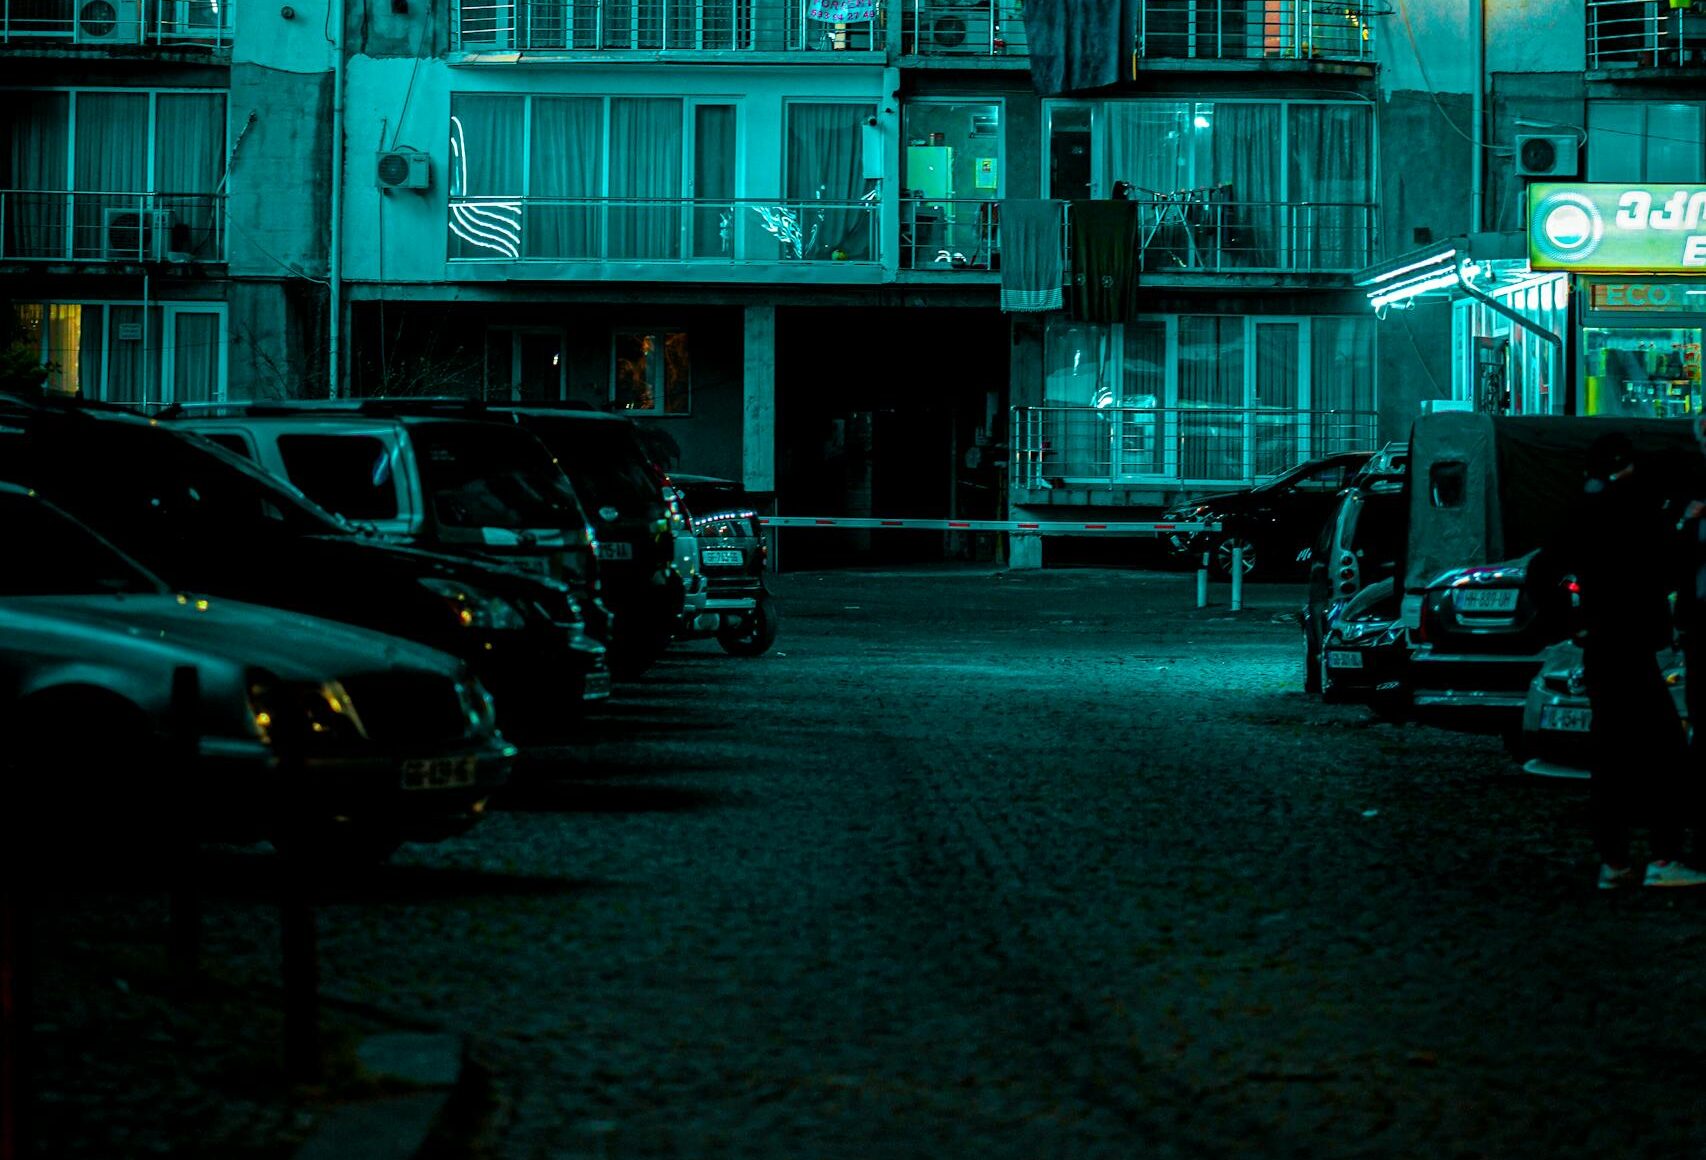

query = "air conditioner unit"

[
  {"left": 104, "top": 207, "right": 176, "bottom": 261},
  {"left": 376, "top": 149, "right": 432, "bottom": 191},
  {"left": 1514, "top": 134, "right": 1579, "bottom": 179},
  {"left": 75, "top": 0, "right": 141, "bottom": 43}
]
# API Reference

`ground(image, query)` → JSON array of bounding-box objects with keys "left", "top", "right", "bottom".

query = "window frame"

[
  {"left": 609, "top": 327, "right": 692, "bottom": 417},
  {"left": 2, "top": 85, "right": 231, "bottom": 194},
  {"left": 15, "top": 299, "right": 227, "bottom": 404}
]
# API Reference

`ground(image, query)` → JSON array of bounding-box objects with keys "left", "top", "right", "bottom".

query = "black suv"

[{"left": 0, "top": 396, "right": 609, "bottom": 738}]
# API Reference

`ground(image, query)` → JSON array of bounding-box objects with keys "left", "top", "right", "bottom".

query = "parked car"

[
  {"left": 0, "top": 395, "right": 608, "bottom": 739},
  {"left": 1317, "top": 578, "right": 1409, "bottom": 707},
  {"left": 158, "top": 400, "right": 612, "bottom": 647},
  {"left": 1515, "top": 640, "right": 1688, "bottom": 779},
  {"left": 1162, "top": 449, "right": 1375, "bottom": 580},
  {"left": 1302, "top": 478, "right": 1408, "bottom": 693},
  {"left": 668, "top": 473, "right": 780, "bottom": 657},
  {"left": 0, "top": 484, "right": 515, "bottom": 861}
]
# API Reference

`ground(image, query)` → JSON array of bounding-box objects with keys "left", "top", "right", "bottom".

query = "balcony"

[
  {"left": 900, "top": 0, "right": 1026, "bottom": 58},
  {"left": 447, "top": 195, "right": 880, "bottom": 271},
  {"left": 1013, "top": 405, "right": 1378, "bottom": 490},
  {"left": 1, "top": 0, "right": 230, "bottom": 48},
  {"left": 452, "top": 0, "right": 878, "bottom": 54},
  {"left": 1125, "top": 195, "right": 1375, "bottom": 275},
  {"left": 900, "top": 197, "right": 1004, "bottom": 270},
  {"left": 1, "top": 191, "right": 226, "bottom": 263},
  {"left": 1136, "top": 0, "right": 1374, "bottom": 65},
  {"left": 1587, "top": 0, "right": 1706, "bottom": 73}
]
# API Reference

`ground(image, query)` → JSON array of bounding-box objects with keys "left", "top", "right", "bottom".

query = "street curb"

[{"left": 294, "top": 1031, "right": 495, "bottom": 1160}]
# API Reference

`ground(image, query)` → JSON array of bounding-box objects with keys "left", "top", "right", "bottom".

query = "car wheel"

[
  {"left": 1211, "top": 536, "right": 1258, "bottom": 582},
  {"left": 717, "top": 592, "right": 779, "bottom": 657}
]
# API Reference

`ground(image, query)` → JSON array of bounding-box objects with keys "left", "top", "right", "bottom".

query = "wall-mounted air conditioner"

[
  {"left": 376, "top": 149, "right": 432, "bottom": 191},
  {"left": 75, "top": 0, "right": 141, "bottom": 43},
  {"left": 104, "top": 207, "right": 177, "bottom": 261},
  {"left": 1514, "top": 134, "right": 1579, "bottom": 179}
]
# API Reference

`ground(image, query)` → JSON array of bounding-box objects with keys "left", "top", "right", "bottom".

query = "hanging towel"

[
  {"left": 1069, "top": 201, "right": 1140, "bottom": 323},
  {"left": 809, "top": 0, "right": 879, "bottom": 21},
  {"left": 1021, "top": 0, "right": 1141, "bottom": 97},
  {"left": 1000, "top": 199, "right": 1066, "bottom": 313}
]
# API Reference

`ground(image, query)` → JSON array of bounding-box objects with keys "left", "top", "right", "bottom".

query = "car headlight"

[
  {"left": 1338, "top": 620, "right": 1389, "bottom": 643},
  {"left": 247, "top": 671, "right": 366, "bottom": 746},
  {"left": 419, "top": 578, "right": 531, "bottom": 631}
]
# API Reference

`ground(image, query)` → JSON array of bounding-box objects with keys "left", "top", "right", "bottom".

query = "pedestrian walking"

[{"left": 1535, "top": 431, "right": 1706, "bottom": 890}]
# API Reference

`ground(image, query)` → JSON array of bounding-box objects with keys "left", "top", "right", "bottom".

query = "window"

[
  {"left": 1587, "top": 102, "right": 1704, "bottom": 183},
  {"left": 1430, "top": 462, "right": 1467, "bottom": 509},
  {"left": 613, "top": 331, "right": 690, "bottom": 415},
  {"left": 276, "top": 435, "right": 401, "bottom": 521},
  {"left": 0, "top": 493, "right": 160, "bottom": 597},
  {"left": 785, "top": 102, "right": 879, "bottom": 261},
  {"left": 901, "top": 101, "right": 1003, "bottom": 269},
  {"left": 1, "top": 88, "right": 226, "bottom": 262},
  {"left": 11, "top": 302, "right": 226, "bottom": 403}
]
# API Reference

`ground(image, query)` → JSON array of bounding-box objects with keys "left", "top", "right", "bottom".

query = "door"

[
  {"left": 1252, "top": 319, "right": 1302, "bottom": 476},
  {"left": 161, "top": 304, "right": 225, "bottom": 403},
  {"left": 485, "top": 327, "right": 566, "bottom": 402},
  {"left": 689, "top": 103, "right": 736, "bottom": 259}
]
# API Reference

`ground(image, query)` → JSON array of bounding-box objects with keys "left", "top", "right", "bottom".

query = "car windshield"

[
  {"left": 1255, "top": 457, "right": 1362, "bottom": 494},
  {"left": 414, "top": 422, "right": 590, "bottom": 530},
  {"left": 511, "top": 416, "right": 663, "bottom": 515},
  {"left": 0, "top": 492, "right": 165, "bottom": 597}
]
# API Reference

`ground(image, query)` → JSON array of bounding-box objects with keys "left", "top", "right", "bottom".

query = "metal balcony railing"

[
  {"left": 1587, "top": 0, "right": 1705, "bottom": 69},
  {"left": 1, "top": 0, "right": 231, "bottom": 45},
  {"left": 448, "top": 195, "right": 880, "bottom": 263},
  {"left": 453, "top": 0, "right": 877, "bottom": 52},
  {"left": 1012, "top": 405, "right": 1379, "bottom": 489},
  {"left": 1137, "top": 0, "right": 1373, "bottom": 62},
  {"left": 1, "top": 191, "right": 226, "bottom": 262},
  {"left": 900, "top": 197, "right": 1002, "bottom": 270},
  {"left": 1124, "top": 195, "right": 1375, "bottom": 273},
  {"left": 901, "top": 0, "right": 1025, "bottom": 56}
]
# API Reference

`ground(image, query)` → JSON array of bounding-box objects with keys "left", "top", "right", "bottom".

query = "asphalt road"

[{"left": 36, "top": 566, "right": 1706, "bottom": 1158}]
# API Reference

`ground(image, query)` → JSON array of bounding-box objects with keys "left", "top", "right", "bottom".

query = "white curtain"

[
  {"left": 1211, "top": 104, "right": 1282, "bottom": 268},
  {"left": 1178, "top": 315, "right": 1246, "bottom": 481},
  {"left": 5, "top": 92, "right": 69, "bottom": 259},
  {"left": 449, "top": 94, "right": 525, "bottom": 259},
  {"left": 609, "top": 98, "right": 682, "bottom": 260},
  {"left": 692, "top": 104, "right": 735, "bottom": 258},
  {"left": 73, "top": 92, "right": 148, "bottom": 260},
  {"left": 1101, "top": 101, "right": 1197, "bottom": 197},
  {"left": 529, "top": 96, "right": 602, "bottom": 258},
  {"left": 1288, "top": 104, "right": 1372, "bottom": 270},
  {"left": 106, "top": 306, "right": 147, "bottom": 404},
  {"left": 1253, "top": 321, "right": 1300, "bottom": 475},
  {"left": 785, "top": 103, "right": 875, "bottom": 260},
  {"left": 171, "top": 311, "right": 219, "bottom": 403},
  {"left": 156, "top": 93, "right": 225, "bottom": 258}
]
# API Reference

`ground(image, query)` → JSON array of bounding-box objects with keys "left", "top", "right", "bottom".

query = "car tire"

[
  {"left": 717, "top": 592, "right": 779, "bottom": 657},
  {"left": 1210, "top": 536, "right": 1258, "bottom": 582}
]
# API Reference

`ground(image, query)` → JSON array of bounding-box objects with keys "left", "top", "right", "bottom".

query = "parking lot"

[{"left": 26, "top": 565, "right": 1706, "bottom": 1159}]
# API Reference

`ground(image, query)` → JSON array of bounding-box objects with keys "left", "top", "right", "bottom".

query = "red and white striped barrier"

[{"left": 756, "top": 517, "right": 1216, "bottom": 534}]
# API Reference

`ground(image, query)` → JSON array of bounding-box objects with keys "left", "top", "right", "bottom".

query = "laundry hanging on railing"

[
  {"left": 1068, "top": 201, "right": 1141, "bottom": 323},
  {"left": 1020, "top": 0, "right": 1140, "bottom": 96},
  {"left": 1000, "top": 200, "right": 1066, "bottom": 313},
  {"left": 808, "top": 0, "right": 879, "bottom": 21}
]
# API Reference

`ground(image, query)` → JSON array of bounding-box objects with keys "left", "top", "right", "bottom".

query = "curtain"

[
  {"left": 156, "top": 93, "right": 226, "bottom": 259},
  {"left": 1178, "top": 315, "right": 1246, "bottom": 481},
  {"left": 528, "top": 96, "right": 601, "bottom": 258},
  {"left": 79, "top": 305, "right": 104, "bottom": 399},
  {"left": 449, "top": 94, "right": 525, "bottom": 259},
  {"left": 609, "top": 98, "right": 682, "bottom": 260},
  {"left": 1211, "top": 103, "right": 1281, "bottom": 268},
  {"left": 73, "top": 92, "right": 149, "bottom": 260},
  {"left": 1310, "top": 316, "right": 1375, "bottom": 454},
  {"left": 1117, "top": 321, "right": 1166, "bottom": 475},
  {"left": 5, "top": 92, "right": 69, "bottom": 259},
  {"left": 1101, "top": 101, "right": 1193, "bottom": 197},
  {"left": 692, "top": 104, "right": 735, "bottom": 258},
  {"left": 785, "top": 103, "right": 875, "bottom": 260},
  {"left": 1041, "top": 319, "right": 1114, "bottom": 479},
  {"left": 171, "top": 311, "right": 220, "bottom": 403},
  {"left": 1288, "top": 104, "right": 1371, "bottom": 270},
  {"left": 107, "top": 306, "right": 147, "bottom": 404},
  {"left": 1253, "top": 321, "right": 1300, "bottom": 475}
]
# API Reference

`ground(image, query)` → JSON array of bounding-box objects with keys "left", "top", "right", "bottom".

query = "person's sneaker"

[
  {"left": 1643, "top": 860, "right": 1706, "bottom": 888},
  {"left": 1599, "top": 863, "right": 1636, "bottom": 891}
]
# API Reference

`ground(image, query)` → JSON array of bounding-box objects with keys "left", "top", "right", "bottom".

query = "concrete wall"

[{"left": 226, "top": 63, "right": 333, "bottom": 280}]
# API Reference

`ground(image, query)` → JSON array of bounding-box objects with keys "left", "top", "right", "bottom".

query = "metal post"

[
  {"left": 1231, "top": 545, "right": 1244, "bottom": 611},
  {"left": 1197, "top": 550, "right": 1209, "bottom": 609}
]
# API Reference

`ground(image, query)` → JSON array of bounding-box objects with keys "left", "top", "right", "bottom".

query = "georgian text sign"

[{"left": 1529, "top": 183, "right": 1706, "bottom": 272}]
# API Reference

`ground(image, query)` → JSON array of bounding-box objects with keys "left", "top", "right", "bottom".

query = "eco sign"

[{"left": 1529, "top": 184, "right": 1706, "bottom": 272}]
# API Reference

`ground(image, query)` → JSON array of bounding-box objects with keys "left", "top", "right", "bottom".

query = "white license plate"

[
  {"left": 1459, "top": 589, "right": 1519, "bottom": 613},
  {"left": 1327, "top": 650, "right": 1364, "bottom": 670},
  {"left": 1540, "top": 704, "right": 1593, "bottom": 733},
  {"left": 596, "top": 541, "right": 633, "bottom": 561},
  {"left": 401, "top": 755, "right": 478, "bottom": 790},
  {"left": 702, "top": 549, "right": 743, "bottom": 566}
]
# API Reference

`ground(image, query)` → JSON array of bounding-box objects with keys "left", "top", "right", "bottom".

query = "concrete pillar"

[
  {"left": 742, "top": 305, "right": 776, "bottom": 493},
  {"left": 1009, "top": 532, "right": 1043, "bottom": 570}
]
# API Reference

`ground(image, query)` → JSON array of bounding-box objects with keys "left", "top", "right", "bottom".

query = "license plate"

[
  {"left": 401, "top": 755, "right": 478, "bottom": 790},
  {"left": 1459, "top": 589, "right": 1519, "bottom": 613},
  {"left": 1540, "top": 704, "right": 1593, "bottom": 733},
  {"left": 1327, "top": 650, "right": 1364, "bottom": 670},
  {"left": 583, "top": 671, "right": 612, "bottom": 701},
  {"left": 596, "top": 541, "right": 633, "bottom": 561},
  {"left": 702, "top": 549, "right": 743, "bottom": 566}
]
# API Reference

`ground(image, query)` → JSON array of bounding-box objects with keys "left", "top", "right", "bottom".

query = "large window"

[
  {"left": 1, "top": 88, "right": 226, "bottom": 261},
  {"left": 901, "top": 101, "right": 1002, "bottom": 269},
  {"left": 784, "top": 102, "right": 879, "bottom": 261},
  {"left": 1587, "top": 102, "right": 1704, "bottom": 183},
  {"left": 612, "top": 330, "right": 690, "bottom": 415},
  {"left": 12, "top": 301, "right": 226, "bottom": 403},
  {"left": 448, "top": 93, "right": 735, "bottom": 262}
]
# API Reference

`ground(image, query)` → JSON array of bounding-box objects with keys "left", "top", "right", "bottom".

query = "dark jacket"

[{"left": 1533, "top": 471, "right": 1679, "bottom": 654}]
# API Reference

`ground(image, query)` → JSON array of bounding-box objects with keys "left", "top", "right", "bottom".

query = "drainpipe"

[
  {"left": 327, "top": 0, "right": 345, "bottom": 398},
  {"left": 1470, "top": 0, "right": 1483, "bottom": 232}
]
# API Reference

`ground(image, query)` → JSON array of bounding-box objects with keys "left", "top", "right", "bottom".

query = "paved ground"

[{"left": 26, "top": 566, "right": 1706, "bottom": 1158}]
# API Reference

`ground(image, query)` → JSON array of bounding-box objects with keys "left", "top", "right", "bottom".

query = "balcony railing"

[
  {"left": 901, "top": 0, "right": 1025, "bottom": 56},
  {"left": 448, "top": 195, "right": 880, "bottom": 264},
  {"left": 1587, "top": 0, "right": 1705, "bottom": 70},
  {"left": 1136, "top": 0, "right": 1373, "bottom": 63},
  {"left": 901, "top": 197, "right": 1002, "bottom": 270},
  {"left": 1013, "top": 405, "right": 1379, "bottom": 489},
  {"left": 1, "top": 191, "right": 226, "bottom": 262},
  {"left": 1123, "top": 196, "right": 1375, "bottom": 274},
  {"left": 1, "top": 0, "right": 230, "bottom": 46},
  {"left": 453, "top": 0, "right": 877, "bottom": 52}
]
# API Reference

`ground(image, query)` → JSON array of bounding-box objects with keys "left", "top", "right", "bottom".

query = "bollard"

[
  {"left": 1196, "top": 551, "right": 1209, "bottom": 609},
  {"left": 1231, "top": 545, "right": 1244, "bottom": 611}
]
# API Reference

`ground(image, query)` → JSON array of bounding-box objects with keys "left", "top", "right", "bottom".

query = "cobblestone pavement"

[{"left": 49, "top": 566, "right": 1706, "bottom": 1158}]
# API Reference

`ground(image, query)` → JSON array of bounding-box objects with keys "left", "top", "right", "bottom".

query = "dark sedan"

[{"left": 1318, "top": 578, "right": 1409, "bottom": 707}]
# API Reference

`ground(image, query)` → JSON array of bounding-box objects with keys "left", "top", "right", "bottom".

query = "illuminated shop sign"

[
  {"left": 1588, "top": 282, "right": 1706, "bottom": 310},
  {"left": 1529, "top": 184, "right": 1706, "bottom": 272}
]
